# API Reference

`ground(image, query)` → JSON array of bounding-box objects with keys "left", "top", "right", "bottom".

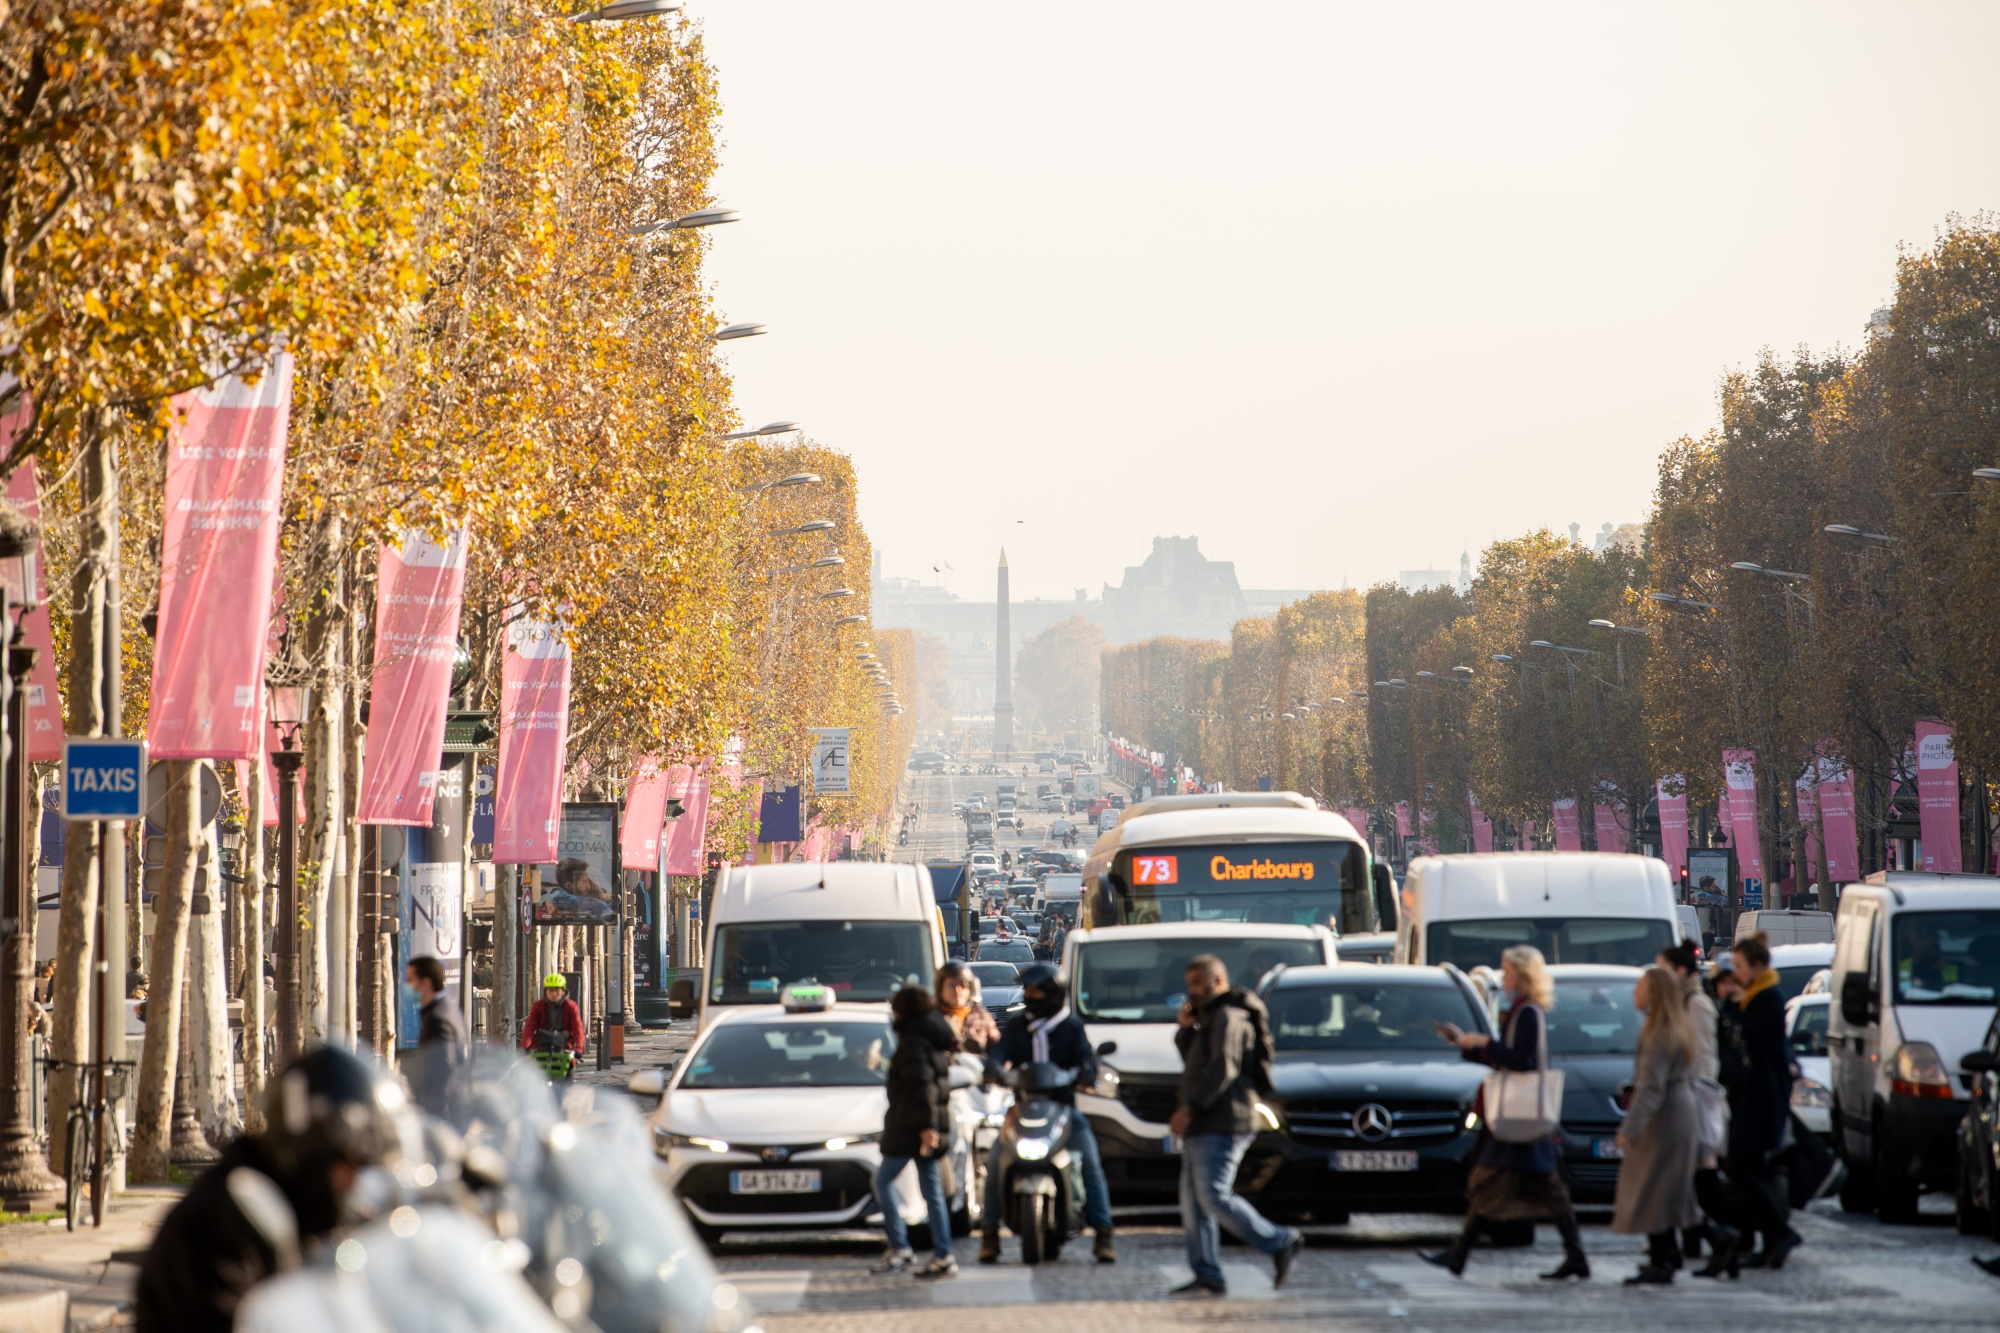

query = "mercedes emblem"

[{"left": 1353, "top": 1103, "right": 1393, "bottom": 1143}]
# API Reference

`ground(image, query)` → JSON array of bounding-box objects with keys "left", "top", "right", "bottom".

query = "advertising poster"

[
  {"left": 356, "top": 527, "right": 469, "bottom": 824},
  {"left": 1915, "top": 721, "right": 1962, "bottom": 873},
  {"left": 810, "top": 728, "right": 851, "bottom": 796},
  {"left": 398, "top": 759, "right": 467, "bottom": 1048},
  {"left": 1686, "top": 848, "right": 1731, "bottom": 907},
  {"left": 534, "top": 801, "right": 619, "bottom": 925}
]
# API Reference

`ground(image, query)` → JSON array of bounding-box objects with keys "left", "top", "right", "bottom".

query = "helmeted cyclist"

[
  {"left": 521, "top": 972, "right": 586, "bottom": 1057},
  {"left": 136, "top": 1046, "right": 409, "bottom": 1333}
]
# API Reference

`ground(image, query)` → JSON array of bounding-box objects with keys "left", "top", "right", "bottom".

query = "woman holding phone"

[{"left": 1421, "top": 944, "right": 1589, "bottom": 1280}]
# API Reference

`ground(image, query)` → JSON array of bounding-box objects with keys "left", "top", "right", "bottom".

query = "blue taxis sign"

[{"left": 62, "top": 737, "right": 147, "bottom": 821}]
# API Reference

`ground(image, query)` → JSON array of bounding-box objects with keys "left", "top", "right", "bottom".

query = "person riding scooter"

[
  {"left": 978, "top": 962, "right": 1116, "bottom": 1264},
  {"left": 521, "top": 973, "right": 586, "bottom": 1077}
]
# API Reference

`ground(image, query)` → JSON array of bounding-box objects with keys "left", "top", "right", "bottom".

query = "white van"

[
  {"left": 1395, "top": 853, "right": 1679, "bottom": 970},
  {"left": 700, "top": 862, "right": 947, "bottom": 1029},
  {"left": 1735, "top": 908, "right": 1835, "bottom": 946},
  {"left": 1041, "top": 872, "right": 1083, "bottom": 925},
  {"left": 1827, "top": 872, "right": 2000, "bottom": 1222}
]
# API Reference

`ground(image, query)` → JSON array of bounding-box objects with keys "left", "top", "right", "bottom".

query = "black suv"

[
  {"left": 1956, "top": 1009, "right": 2000, "bottom": 1239},
  {"left": 1238, "top": 965, "right": 1495, "bottom": 1223}
]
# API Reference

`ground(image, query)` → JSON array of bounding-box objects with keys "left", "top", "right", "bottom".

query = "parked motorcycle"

[{"left": 989, "top": 1062, "right": 1086, "bottom": 1264}]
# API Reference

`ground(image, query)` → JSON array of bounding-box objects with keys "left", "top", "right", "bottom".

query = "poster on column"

[
  {"left": 149, "top": 354, "right": 292, "bottom": 760},
  {"left": 1914, "top": 721, "right": 1962, "bottom": 873},
  {"left": 357, "top": 528, "right": 470, "bottom": 825},
  {"left": 397, "top": 761, "right": 467, "bottom": 1048},
  {"left": 534, "top": 802, "right": 618, "bottom": 925}
]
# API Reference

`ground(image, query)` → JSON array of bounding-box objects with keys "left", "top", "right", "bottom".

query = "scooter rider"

[
  {"left": 978, "top": 961, "right": 1116, "bottom": 1264},
  {"left": 521, "top": 973, "right": 587, "bottom": 1059},
  {"left": 136, "top": 1046, "right": 408, "bottom": 1332}
]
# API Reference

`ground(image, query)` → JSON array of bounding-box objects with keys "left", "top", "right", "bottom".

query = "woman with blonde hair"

[
  {"left": 1611, "top": 965, "right": 1703, "bottom": 1284},
  {"left": 1424, "top": 944, "right": 1588, "bottom": 1280}
]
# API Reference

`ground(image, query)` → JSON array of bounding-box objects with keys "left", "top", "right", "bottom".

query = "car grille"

[
  {"left": 1283, "top": 1098, "right": 1464, "bottom": 1142},
  {"left": 678, "top": 1160, "right": 875, "bottom": 1216},
  {"left": 1117, "top": 1079, "right": 1181, "bottom": 1126}
]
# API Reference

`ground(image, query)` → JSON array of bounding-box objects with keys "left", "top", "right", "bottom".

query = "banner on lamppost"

[
  {"left": 1591, "top": 777, "right": 1626, "bottom": 853},
  {"left": 1655, "top": 776, "right": 1689, "bottom": 878},
  {"left": 493, "top": 614, "right": 571, "bottom": 865},
  {"left": 0, "top": 406, "right": 63, "bottom": 762},
  {"left": 1723, "top": 750, "right": 1765, "bottom": 905},
  {"left": 357, "top": 528, "right": 469, "bottom": 825},
  {"left": 1393, "top": 801, "right": 1412, "bottom": 838},
  {"left": 661, "top": 767, "right": 711, "bottom": 876},
  {"left": 1814, "top": 745, "right": 1861, "bottom": 883},
  {"left": 810, "top": 727, "right": 851, "bottom": 796},
  {"left": 621, "top": 755, "right": 670, "bottom": 866},
  {"left": 1915, "top": 720, "right": 1962, "bottom": 873},
  {"left": 1551, "top": 797, "right": 1582, "bottom": 851},
  {"left": 148, "top": 353, "right": 293, "bottom": 760}
]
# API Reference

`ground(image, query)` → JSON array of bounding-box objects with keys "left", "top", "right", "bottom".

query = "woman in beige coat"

[{"left": 1612, "top": 965, "right": 1703, "bottom": 1284}]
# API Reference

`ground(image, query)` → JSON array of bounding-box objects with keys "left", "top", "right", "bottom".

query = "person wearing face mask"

[
  {"left": 935, "top": 961, "right": 1000, "bottom": 1054},
  {"left": 1426, "top": 943, "right": 1590, "bottom": 1281},
  {"left": 977, "top": 962, "right": 1116, "bottom": 1264},
  {"left": 402, "top": 955, "right": 467, "bottom": 1116}
]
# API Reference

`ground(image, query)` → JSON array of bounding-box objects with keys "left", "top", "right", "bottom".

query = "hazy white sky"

[{"left": 694, "top": 1, "right": 2000, "bottom": 603}]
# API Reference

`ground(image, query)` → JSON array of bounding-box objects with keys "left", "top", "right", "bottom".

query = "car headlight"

[
  {"left": 1791, "top": 1078, "right": 1831, "bottom": 1110},
  {"left": 1463, "top": 1109, "right": 1481, "bottom": 1132},
  {"left": 1253, "top": 1100, "right": 1281, "bottom": 1132},
  {"left": 657, "top": 1130, "right": 731, "bottom": 1153},
  {"left": 1014, "top": 1136, "right": 1052, "bottom": 1161},
  {"left": 1091, "top": 1067, "right": 1121, "bottom": 1098},
  {"left": 981, "top": 1112, "right": 1007, "bottom": 1128},
  {"left": 823, "top": 1133, "right": 882, "bottom": 1151}
]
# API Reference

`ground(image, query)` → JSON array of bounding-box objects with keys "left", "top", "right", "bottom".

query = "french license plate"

[
  {"left": 1591, "top": 1139, "right": 1625, "bottom": 1160},
  {"left": 729, "top": 1169, "right": 821, "bottom": 1195},
  {"left": 1332, "top": 1150, "right": 1418, "bottom": 1172}
]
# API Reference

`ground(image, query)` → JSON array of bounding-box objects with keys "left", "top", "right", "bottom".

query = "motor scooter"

[
  {"left": 530, "top": 1026, "right": 576, "bottom": 1082},
  {"left": 989, "top": 1062, "right": 1086, "bottom": 1264}
]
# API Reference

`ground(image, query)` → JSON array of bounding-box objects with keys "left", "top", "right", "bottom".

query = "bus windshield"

[{"left": 1110, "top": 840, "right": 1370, "bottom": 935}]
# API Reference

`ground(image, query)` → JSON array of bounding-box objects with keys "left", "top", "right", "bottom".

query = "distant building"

[
  {"left": 1398, "top": 568, "right": 1457, "bottom": 592},
  {"left": 1100, "top": 536, "right": 1248, "bottom": 642}
]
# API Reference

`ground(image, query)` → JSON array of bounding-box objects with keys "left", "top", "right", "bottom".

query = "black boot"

[
  {"left": 1693, "top": 1223, "right": 1741, "bottom": 1280},
  {"left": 977, "top": 1230, "right": 1001, "bottom": 1265},
  {"left": 1420, "top": 1217, "right": 1481, "bottom": 1278},
  {"left": 1541, "top": 1212, "right": 1590, "bottom": 1280}
]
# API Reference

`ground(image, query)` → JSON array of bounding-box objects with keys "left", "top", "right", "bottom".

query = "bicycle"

[{"left": 44, "top": 1056, "right": 135, "bottom": 1231}]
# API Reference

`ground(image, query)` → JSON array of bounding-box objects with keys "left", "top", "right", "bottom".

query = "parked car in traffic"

[
  {"left": 1541, "top": 964, "right": 1644, "bottom": 1205},
  {"left": 971, "top": 961, "right": 1026, "bottom": 1016},
  {"left": 1335, "top": 932, "right": 1397, "bottom": 966},
  {"left": 1788, "top": 991, "right": 1833, "bottom": 1136},
  {"left": 1771, "top": 941, "right": 1836, "bottom": 1002},
  {"left": 1737, "top": 908, "right": 1835, "bottom": 946},
  {"left": 1955, "top": 1008, "right": 2000, "bottom": 1239}
]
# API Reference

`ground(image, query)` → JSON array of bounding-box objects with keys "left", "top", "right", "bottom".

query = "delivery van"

[{"left": 1395, "top": 852, "right": 1679, "bottom": 970}]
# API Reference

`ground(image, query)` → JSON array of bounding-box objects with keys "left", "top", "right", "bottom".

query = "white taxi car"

[{"left": 640, "top": 987, "right": 975, "bottom": 1242}]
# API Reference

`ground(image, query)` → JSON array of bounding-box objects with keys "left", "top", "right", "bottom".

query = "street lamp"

[
  {"left": 832, "top": 614, "right": 867, "bottom": 627},
  {"left": 767, "top": 519, "right": 835, "bottom": 536},
  {"left": 1729, "top": 561, "right": 1810, "bottom": 581},
  {"left": 726, "top": 421, "right": 801, "bottom": 441},
  {"left": 816, "top": 588, "right": 855, "bottom": 600},
  {"left": 713, "top": 322, "right": 767, "bottom": 341},
  {"left": 266, "top": 647, "right": 312, "bottom": 1064},
  {"left": 1647, "top": 591, "right": 1720, "bottom": 612},
  {"left": 573, "top": 0, "right": 679, "bottom": 20},
  {"left": 771, "top": 556, "right": 845, "bottom": 575},
  {"left": 1586, "top": 619, "right": 1652, "bottom": 635},
  {"left": 1973, "top": 468, "right": 2000, "bottom": 482},
  {"left": 630, "top": 205, "right": 738, "bottom": 236},
  {"left": 744, "top": 472, "right": 820, "bottom": 495},
  {"left": 1822, "top": 524, "right": 1895, "bottom": 544}
]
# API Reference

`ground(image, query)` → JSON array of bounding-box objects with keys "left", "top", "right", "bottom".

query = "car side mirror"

[
  {"left": 1838, "top": 973, "right": 1876, "bottom": 1028},
  {"left": 1961, "top": 1049, "right": 1997, "bottom": 1074},
  {"left": 627, "top": 1063, "right": 672, "bottom": 1097},
  {"left": 947, "top": 1062, "right": 978, "bottom": 1090},
  {"left": 1371, "top": 862, "right": 1398, "bottom": 933},
  {"left": 1096, "top": 1040, "right": 1118, "bottom": 1057}
]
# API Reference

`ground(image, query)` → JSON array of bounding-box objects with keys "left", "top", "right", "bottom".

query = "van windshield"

[
  {"left": 1892, "top": 910, "right": 2000, "bottom": 1005},
  {"left": 710, "top": 920, "right": 932, "bottom": 1005},
  {"left": 1426, "top": 917, "right": 1673, "bottom": 971}
]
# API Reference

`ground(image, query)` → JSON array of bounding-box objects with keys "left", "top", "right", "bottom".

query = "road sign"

[
  {"left": 811, "top": 728, "right": 851, "bottom": 795},
  {"left": 143, "top": 760, "right": 222, "bottom": 835},
  {"left": 62, "top": 737, "right": 147, "bottom": 821}
]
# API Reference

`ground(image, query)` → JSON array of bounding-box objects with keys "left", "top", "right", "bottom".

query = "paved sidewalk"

[{"left": 0, "top": 1189, "right": 179, "bottom": 1328}]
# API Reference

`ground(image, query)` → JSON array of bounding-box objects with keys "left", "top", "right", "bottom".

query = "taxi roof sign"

[{"left": 781, "top": 982, "right": 834, "bottom": 1013}]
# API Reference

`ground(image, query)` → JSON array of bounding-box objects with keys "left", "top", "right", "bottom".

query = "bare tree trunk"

[
  {"left": 132, "top": 762, "right": 198, "bottom": 1182},
  {"left": 46, "top": 421, "right": 114, "bottom": 1172},
  {"left": 241, "top": 748, "right": 267, "bottom": 1133},
  {"left": 334, "top": 618, "right": 363, "bottom": 1045},
  {"left": 301, "top": 524, "right": 345, "bottom": 1047},
  {"left": 189, "top": 807, "right": 241, "bottom": 1143}
]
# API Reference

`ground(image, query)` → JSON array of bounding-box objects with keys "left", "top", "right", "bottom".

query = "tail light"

[{"left": 1891, "top": 1042, "right": 1955, "bottom": 1099}]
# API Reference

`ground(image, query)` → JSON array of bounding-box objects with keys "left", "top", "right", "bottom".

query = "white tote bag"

[
  {"left": 1692, "top": 1076, "right": 1727, "bottom": 1156},
  {"left": 1483, "top": 1003, "right": 1565, "bottom": 1144}
]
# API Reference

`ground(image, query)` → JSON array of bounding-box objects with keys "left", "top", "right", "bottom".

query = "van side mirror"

[
  {"left": 1839, "top": 972, "right": 1877, "bottom": 1028},
  {"left": 1961, "top": 1049, "right": 1997, "bottom": 1074},
  {"left": 1096, "top": 1040, "right": 1118, "bottom": 1057},
  {"left": 1371, "top": 862, "right": 1398, "bottom": 933},
  {"left": 626, "top": 1063, "right": 672, "bottom": 1097}
]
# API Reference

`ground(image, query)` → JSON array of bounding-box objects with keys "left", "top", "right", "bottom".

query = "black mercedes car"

[{"left": 1238, "top": 965, "right": 1498, "bottom": 1223}]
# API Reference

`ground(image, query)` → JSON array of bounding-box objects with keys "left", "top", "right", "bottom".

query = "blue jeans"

[
  {"left": 982, "top": 1107, "right": 1114, "bottom": 1234},
  {"left": 1180, "top": 1132, "right": 1294, "bottom": 1289},
  {"left": 873, "top": 1153, "right": 953, "bottom": 1260}
]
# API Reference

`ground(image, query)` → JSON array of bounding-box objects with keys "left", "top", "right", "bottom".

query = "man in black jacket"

[
  {"left": 1168, "top": 955, "right": 1302, "bottom": 1298},
  {"left": 403, "top": 954, "right": 467, "bottom": 1116},
  {"left": 978, "top": 962, "right": 1116, "bottom": 1264},
  {"left": 1721, "top": 933, "right": 1800, "bottom": 1269}
]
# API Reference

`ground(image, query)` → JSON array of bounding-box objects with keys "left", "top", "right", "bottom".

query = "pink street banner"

[
  {"left": 1656, "top": 777, "right": 1689, "bottom": 878},
  {"left": 1915, "top": 721, "right": 1962, "bottom": 873},
  {"left": 621, "top": 755, "right": 671, "bottom": 866},
  {"left": 357, "top": 528, "right": 470, "bottom": 825},
  {"left": 660, "top": 768, "right": 711, "bottom": 875},
  {"left": 493, "top": 615, "right": 571, "bottom": 866},
  {"left": 1551, "top": 797, "right": 1582, "bottom": 851},
  {"left": 149, "top": 355, "right": 293, "bottom": 760},
  {"left": 1813, "top": 747, "right": 1861, "bottom": 882},
  {"left": 1393, "top": 801, "right": 1412, "bottom": 838},
  {"left": 1592, "top": 782, "right": 1626, "bottom": 854},
  {"left": 1342, "top": 806, "right": 1370, "bottom": 833},
  {"left": 0, "top": 413, "right": 63, "bottom": 761},
  {"left": 1722, "top": 749, "right": 1765, "bottom": 878}
]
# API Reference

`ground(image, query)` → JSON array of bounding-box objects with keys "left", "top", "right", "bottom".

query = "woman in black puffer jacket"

[{"left": 871, "top": 985, "right": 960, "bottom": 1278}]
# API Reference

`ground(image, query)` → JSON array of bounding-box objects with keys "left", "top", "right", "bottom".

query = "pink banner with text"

[
  {"left": 0, "top": 416, "right": 63, "bottom": 761},
  {"left": 148, "top": 356, "right": 292, "bottom": 760},
  {"left": 357, "top": 529, "right": 469, "bottom": 825},
  {"left": 1656, "top": 777, "right": 1689, "bottom": 877},
  {"left": 1393, "top": 801, "right": 1412, "bottom": 838},
  {"left": 1722, "top": 750, "right": 1764, "bottom": 878},
  {"left": 1592, "top": 783, "right": 1626, "bottom": 854},
  {"left": 661, "top": 768, "right": 711, "bottom": 875},
  {"left": 1915, "top": 721, "right": 1962, "bottom": 873},
  {"left": 621, "top": 755, "right": 671, "bottom": 867},
  {"left": 1813, "top": 747, "right": 1861, "bottom": 882},
  {"left": 493, "top": 616, "right": 571, "bottom": 865},
  {"left": 1551, "top": 797, "right": 1582, "bottom": 851}
]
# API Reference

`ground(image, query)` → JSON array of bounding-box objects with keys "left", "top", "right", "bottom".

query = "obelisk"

[{"left": 993, "top": 549, "right": 1014, "bottom": 759}]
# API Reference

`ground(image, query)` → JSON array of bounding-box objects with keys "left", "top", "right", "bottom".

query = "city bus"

[{"left": 1079, "top": 794, "right": 1390, "bottom": 936}]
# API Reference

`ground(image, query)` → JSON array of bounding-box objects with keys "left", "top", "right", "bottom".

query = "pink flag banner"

[
  {"left": 0, "top": 419, "right": 63, "bottom": 761},
  {"left": 1342, "top": 806, "right": 1370, "bottom": 833},
  {"left": 493, "top": 615, "right": 571, "bottom": 866},
  {"left": 1716, "top": 782, "right": 1732, "bottom": 846},
  {"left": 1472, "top": 819, "right": 1494, "bottom": 853},
  {"left": 660, "top": 768, "right": 711, "bottom": 876},
  {"left": 621, "top": 755, "right": 671, "bottom": 867},
  {"left": 148, "top": 354, "right": 293, "bottom": 760},
  {"left": 1592, "top": 794, "right": 1626, "bottom": 853},
  {"left": 1722, "top": 750, "right": 1764, "bottom": 878},
  {"left": 1551, "top": 797, "right": 1582, "bottom": 851},
  {"left": 1813, "top": 747, "right": 1861, "bottom": 883},
  {"left": 1393, "top": 801, "right": 1412, "bottom": 838},
  {"left": 1915, "top": 721, "right": 1962, "bottom": 873},
  {"left": 1656, "top": 777, "right": 1689, "bottom": 878},
  {"left": 357, "top": 528, "right": 470, "bottom": 825}
]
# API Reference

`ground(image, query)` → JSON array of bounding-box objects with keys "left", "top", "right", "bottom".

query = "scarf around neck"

[{"left": 1028, "top": 1005, "right": 1071, "bottom": 1063}]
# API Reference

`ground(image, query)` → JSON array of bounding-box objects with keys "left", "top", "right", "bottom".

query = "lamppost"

[
  {"left": 266, "top": 649, "right": 311, "bottom": 1064},
  {"left": 0, "top": 589, "right": 58, "bottom": 1206}
]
